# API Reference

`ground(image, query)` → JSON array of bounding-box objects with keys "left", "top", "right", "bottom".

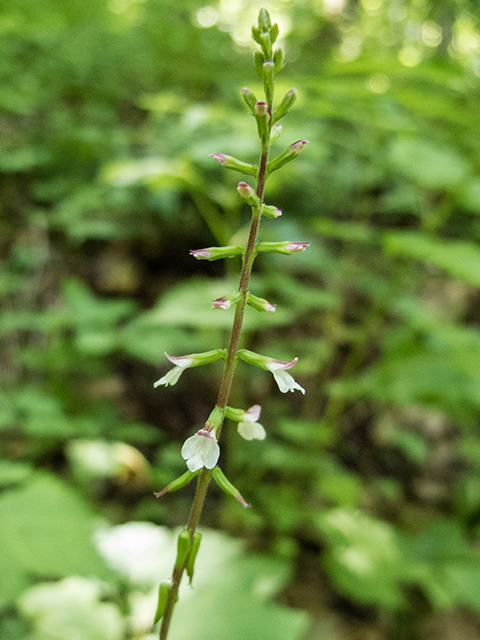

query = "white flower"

[
  {"left": 237, "top": 405, "right": 266, "bottom": 441},
  {"left": 265, "top": 358, "right": 305, "bottom": 394},
  {"left": 153, "top": 353, "right": 193, "bottom": 388},
  {"left": 181, "top": 429, "right": 220, "bottom": 472}
]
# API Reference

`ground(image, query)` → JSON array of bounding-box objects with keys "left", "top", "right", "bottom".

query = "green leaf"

[
  {"left": 388, "top": 137, "right": 470, "bottom": 189},
  {"left": 170, "top": 529, "right": 308, "bottom": 640},
  {"left": 18, "top": 576, "right": 125, "bottom": 640},
  {"left": 385, "top": 231, "right": 480, "bottom": 287},
  {"left": 318, "top": 507, "right": 406, "bottom": 609},
  {"left": 400, "top": 520, "right": 480, "bottom": 613},
  {"left": 0, "top": 474, "right": 110, "bottom": 605}
]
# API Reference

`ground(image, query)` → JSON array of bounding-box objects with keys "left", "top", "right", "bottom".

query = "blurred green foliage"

[{"left": 3, "top": 0, "right": 480, "bottom": 638}]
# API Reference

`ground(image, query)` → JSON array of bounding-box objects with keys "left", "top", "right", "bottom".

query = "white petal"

[
  {"left": 181, "top": 435, "right": 199, "bottom": 459},
  {"left": 186, "top": 454, "right": 204, "bottom": 472},
  {"left": 244, "top": 404, "right": 262, "bottom": 422},
  {"left": 273, "top": 370, "right": 305, "bottom": 394},
  {"left": 154, "top": 366, "right": 184, "bottom": 388},
  {"left": 202, "top": 439, "right": 220, "bottom": 468},
  {"left": 181, "top": 432, "right": 220, "bottom": 471},
  {"left": 238, "top": 421, "right": 266, "bottom": 441}
]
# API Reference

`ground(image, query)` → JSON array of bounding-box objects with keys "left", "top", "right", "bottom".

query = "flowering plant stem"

[
  {"left": 158, "top": 139, "right": 269, "bottom": 640},
  {"left": 156, "top": 9, "right": 308, "bottom": 638}
]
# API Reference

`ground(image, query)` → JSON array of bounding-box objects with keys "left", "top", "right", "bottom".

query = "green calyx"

[
  {"left": 154, "top": 469, "right": 197, "bottom": 498},
  {"left": 154, "top": 583, "right": 172, "bottom": 623},
  {"left": 186, "top": 532, "right": 202, "bottom": 585},
  {"left": 213, "top": 467, "right": 251, "bottom": 508},
  {"left": 174, "top": 529, "right": 192, "bottom": 570}
]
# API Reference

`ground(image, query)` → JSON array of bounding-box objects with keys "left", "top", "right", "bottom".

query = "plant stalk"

[{"left": 158, "top": 142, "right": 270, "bottom": 640}]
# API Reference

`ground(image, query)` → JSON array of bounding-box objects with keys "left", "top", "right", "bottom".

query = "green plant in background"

[{"left": 152, "top": 9, "right": 308, "bottom": 638}]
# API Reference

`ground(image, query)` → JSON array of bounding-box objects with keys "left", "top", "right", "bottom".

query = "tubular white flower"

[
  {"left": 237, "top": 404, "right": 266, "bottom": 441},
  {"left": 153, "top": 354, "right": 193, "bottom": 388},
  {"left": 265, "top": 358, "right": 306, "bottom": 394},
  {"left": 181, "top": 429, "right": 220, "bottom": 472}
]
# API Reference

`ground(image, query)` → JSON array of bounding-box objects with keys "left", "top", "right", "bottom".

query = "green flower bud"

[
  {"left": 190, "top": 245, "right": 244, "bottom": 261},
  {"left": 255, "top": 241, "right": 309, "bottom": 255},
  {"left": 186, "top": 532, "right": 202, "bottom": 585},
  {"left": 255, "top": 101, "right": 269, "bottom": 144},
  {"left": 210, "top": 153, "right": 257, "bottom": 176},
  {"left": 251, "top": 25, "right": 262, "bottom": 45},
  {"left": 174, "top": 529, "right": 192, "bottom": 570},
  {"left": 237, "top": 182, "right": 261, "bottom": 207},
  {"left": 270, "top": 124, "right": 282, "bottom": 143},
  {"left": 154, "top": 583, "right": 171, "bottom": 623},
  {"left": 254, "top": 50, "right": 265, "bottom": 78},
  {"left": 267, "top": 140, "right": 308, "bottom": 173},
  {"left": 263, "top": 61, "right": 275, "bottom": 105},
  {"left": 274, "top": 48, "right": 285, "bottom": 76},
  {"left": 272, "top": 89, "right": 298, "bottom": 124},
  {"left": 212, "top": 467, "right": 251, "bottom": 508},
  {"left": 240, "top": 87, "right": 258, "bottom": 114},
  {"left": 261, "top": 203, "right": 282, "bottom": 218},
  {"left": 258, "top": 7, "right": 272, "bottom": 32},
  {"left": 247, "top": 292, "right": 276, "bottom": 312},
  {"left": 270, "top": 22, "right": 279, "bottom": 43}
]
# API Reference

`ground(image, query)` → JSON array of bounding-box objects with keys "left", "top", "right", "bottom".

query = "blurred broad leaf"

[
  {"left": 0, "top": 474, "right": 110, "bottom": 606},
  {"left": 385, "top": 231, "right": 480, "bottom": 287},
  {"left": 318, "top": 507, "right": 406, "bottom": 609},
  {"left": 18, "top": 576, "right": 125, "bottom": 640},
  {"left": 388, "top": 137, "right": 470, "bottom": 189}
]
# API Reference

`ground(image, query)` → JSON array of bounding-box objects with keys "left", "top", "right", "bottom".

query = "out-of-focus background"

[{"left": 2, "top": 0, "right": 480, "bottom": 638}]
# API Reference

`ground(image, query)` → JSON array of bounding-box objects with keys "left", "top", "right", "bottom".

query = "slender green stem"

[{"left": 158, "top": 141, "right": 270, "bottom": 640}]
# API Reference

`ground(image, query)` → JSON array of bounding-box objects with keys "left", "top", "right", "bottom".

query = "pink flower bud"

[
  {"left": 210, "top": 153, "right": 228, "bottom": 165},
  {"left": 190, "top": 248, "right": 211, "bottom": 259},
  {"left": 286, "top": 242, "right": 309, "bottom": 253},
  {"left": 291, "top": 140, "right": 309, "bottom": 154},
  {"left": 255, "top": 101, "right": 268, "bottom": 116},
  {"left": 212, "top": 296, "right": 230, "bottom": 310},
  {"left": 237, "top": 181, "right": 255, "bottom": 199}
]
